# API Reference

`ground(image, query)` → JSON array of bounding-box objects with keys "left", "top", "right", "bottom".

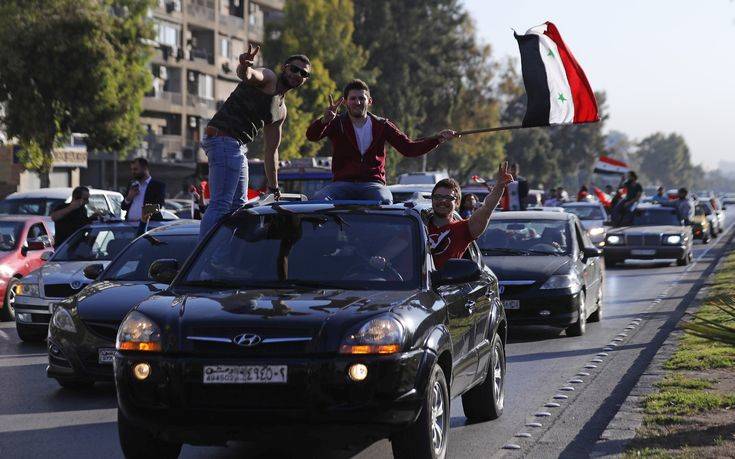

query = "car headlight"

[
  {"left": 606, "top": 235, "right": 623, "bottom": 245},
  {"left": 540, "top": 274, "right": 582, "bottom": 292},
  {"left": 51, "top": 307, "right": 77, "bottom": 333},
  {"left": 588, "top": 227, "right": 605, "bottom": 237},
  {"left": 339, "top": 316, "right": 404, "bottom": 355},
  {"left": 116, "top": 311, "right": 162, "bottom": 352},
  {"left": 15, "top": 282, "right": 40, "bottom": 297},
  {"left": 664, "top": 234, "right": 683, "bottom": 245}
]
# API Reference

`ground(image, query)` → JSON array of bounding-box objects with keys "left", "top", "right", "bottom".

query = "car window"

[
  {"left": 106, "top": 194, "right": 123, "bottom": 217},
  {"left": 563, "top": 205, "right": 605, "bottom": 220},
  {"left": 476, "top": 219, "right": 571, "bottom": 255},
  {"left": 27, "top": 223, "right": 49, "bottom": 241},
  {"left": 182, "top": 213, "right": 421, "bottom": 290},
  {"left": 0, "top": 198, "right": 65, "bottom": 216},
  {"left": 631, "top": 209, "right": 680, "bottom": 226},
  {"left": 0, "top": 222, "right": 23, "bottom": 251},
  {"left": 88, "top": 194, "right": 110, "bottom": 215},
  {"left": 52, "top": 226, "right": 137, "bottom": 261},
  {"left": 104, "top": 234, "right": 197, "bottom": 281}
]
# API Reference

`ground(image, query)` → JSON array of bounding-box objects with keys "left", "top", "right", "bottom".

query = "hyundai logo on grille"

[{"left": 233, "top": 333, "right": 262, "bottom": 347}]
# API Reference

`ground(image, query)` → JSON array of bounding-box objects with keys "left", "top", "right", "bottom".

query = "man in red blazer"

[{"left": 306, "top": 79, "right": 457, "bottom": 202}]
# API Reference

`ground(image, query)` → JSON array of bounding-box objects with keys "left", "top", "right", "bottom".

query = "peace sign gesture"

[
  {"left": 323, "top": 94, "right": 344, "bottom": 123},
  {"left": 494, "top": 161, "right": 514, "bottom": 188},
  {"left": 239, "top": 43, "right": 260, "bottom": 68}
]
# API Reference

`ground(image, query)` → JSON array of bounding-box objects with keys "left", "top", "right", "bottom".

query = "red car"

[{"left": 0, "top": 215, "right": 55, "bottom": 321}]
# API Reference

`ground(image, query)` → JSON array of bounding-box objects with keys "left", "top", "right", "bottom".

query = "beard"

[{"left": 279, "top": 72, "right": 300, "bottom": 90}]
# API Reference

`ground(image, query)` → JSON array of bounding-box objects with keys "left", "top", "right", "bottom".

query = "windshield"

[
  {"left": 0, "top": 198, "right": 64, "bottom": 216},
  {"left": 563, "top": 205, "right": 605, "bottom": 220},
  {"left": 631, "top": 209, "right": 681, "bottom": 226},
  {"left": 182, "top": 212, "right": 420, "bottom": 290},
  {"left": 0, "top": 222, "right": 23, "bottom": 251},
  {"left": 52, "top": 226, "right": 137, "bottom": 262},
  {"left": 695, "top": 204, "right": 711, "bottom": 216},
  {"left": 476, "top": 219, "right": 571, "bottom": 255},
  {"left": 103, "top": 234, "right": 197, "bottom": 281}
]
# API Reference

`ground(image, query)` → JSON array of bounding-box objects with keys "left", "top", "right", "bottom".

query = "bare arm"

[
  {"left": 263, "top": 109, "right": 286, "bottom": 191},
  {"left": 468, "top": 162, "right": 514, "bottom": 239}
]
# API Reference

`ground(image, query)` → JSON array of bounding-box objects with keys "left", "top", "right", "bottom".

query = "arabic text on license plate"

[
  {"left": 203, "top": 365, "right": 288, "bottom": 384},
  {"left": 98, "top": 348, "right": 115, "bottom": 364},
  {"left": 503, "top": 300, "right": 520, "bottom": 310},
  {"left": 631, "top": 249, "right": 656, "bottom": 256}
]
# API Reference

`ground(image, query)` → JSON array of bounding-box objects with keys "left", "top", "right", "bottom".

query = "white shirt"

[
  {"left": 353, "top": 117, "right": 373, "bottom": 156},
  {"left": 126, "top": 176, "right": 151, "bottom": 222}
]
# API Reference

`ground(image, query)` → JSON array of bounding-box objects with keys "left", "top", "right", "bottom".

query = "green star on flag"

[
  {"left": 547, "top": 49, "right": 555, "bottom": 58},
  {"left": 558, "top": 93, "right": 567, "bottom": 103}
]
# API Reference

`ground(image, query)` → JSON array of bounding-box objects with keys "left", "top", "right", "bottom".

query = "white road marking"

[
  {"left": 0, "top": 356, "right": 47, "bottom": 368},
  {"left": 0, "top": 329, "right": 9, "bottom": 340},
  {"left": 0, "top": 408, "right": 117, "bottom": 433}
]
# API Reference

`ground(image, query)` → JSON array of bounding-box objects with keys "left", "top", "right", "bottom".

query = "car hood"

[
  {"left": 38, "top": 261, "right": 111, "bottom": 287},
  {"left": 608, "top": 225, "right": 684, "bottom": 235},
  {"left": 75, "top": 281, "right": 166, "bottom": 322},
  {"left": 482, "top": 255, "right": 571, "bottom": 281}
]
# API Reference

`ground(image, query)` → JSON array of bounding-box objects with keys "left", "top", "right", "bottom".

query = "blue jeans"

[
  {"left": 313, "top": 181, "right": 393, "bottom": 203},
  {"left": 199, "top": 135, "right": 248, "bottom": 240}
]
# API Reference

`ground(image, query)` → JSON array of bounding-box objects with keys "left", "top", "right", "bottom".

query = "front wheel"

[
  {"left": 118, "top": 409, "right": 182, "bottom": 459},
  {"left": 1, "top": 277, "right": 19, "bottom": 322},
  {"left": 391, "top": 364, "right": 449, "bottom": 459},
  {"left": 566, "top": 291, "right": 587, "bottom": 337},
  {"left": 461, "top": 333, "right": 505, "bottom": 422},
  {"left": 677, "top": 252, "right": 692, "bottom": 266}
]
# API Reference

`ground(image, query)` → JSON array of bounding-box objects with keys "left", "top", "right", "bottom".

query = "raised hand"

[
  {"left": 495, "top": 161, "right": 514, "bottom": 187},
  {"left": 324, "top": 94, "right": 344, "bottom": 123},
  {"left": 239, "top": 43, "right": 260, "bottom": 68},
  {"left": 436, "top": 129, "right": 459, "bottom": 144}
]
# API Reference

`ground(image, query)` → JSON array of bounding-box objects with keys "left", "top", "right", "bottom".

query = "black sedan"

[
  {"left": 113, "top": 202, "right": 506, "bottom": 459},
  {"left": 47, "top": 221, "right": 200, "bottom": 389},
  {"left": 603, "top": 205, "right": 693, "bottom": 266},
  {"left": 476, "top": 211, "right": 604, "bottom": 336}
]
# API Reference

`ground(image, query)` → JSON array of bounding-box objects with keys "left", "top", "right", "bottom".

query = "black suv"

[{"left": 114, "top": 202, "right": 506, "bottom": 459}]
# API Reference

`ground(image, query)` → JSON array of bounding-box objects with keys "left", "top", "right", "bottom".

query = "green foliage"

[
  {"left": 655, "top": 374, "right": 714, "bottom": 390},
  {"left": 637, "top": 133, "right": 695, "bottom": 189},
  {"left": 643, "top": 388, "right": 735, "bottom": 416},
  {"left": 0, "top": 0, "right": 154, "bottom": 184}
]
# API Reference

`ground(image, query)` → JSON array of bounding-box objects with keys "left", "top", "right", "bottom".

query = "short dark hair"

[
  {"left": 131, "top": 157, "right": 149, "bottom": 169},
  {"left": 343, "top": 79, "right": 370, "bottom": 98},
  {"left": 432, "top": 178, "right": 461, "bottom": 202},
  {"left": 71, "top": 186, "right": 90, "bottom": 200},
  {"left": 678, "top": 187, "right": 688, "bottom": 197},
  {"left": 285, "top": 54, "right": 311, "bottom": 67},
  {"left": 628, "top": 170, "right": 638, "bottom": 180}
]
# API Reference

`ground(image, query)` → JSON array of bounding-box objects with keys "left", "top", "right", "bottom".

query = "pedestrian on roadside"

[
  {"left": 199, "top": 46, "right": 311, "bottom": 239},
  {"left": 50, "top": 186, "right": 100, "bottom": 248},
  {"left": 508, "top": 163, "right": 529, "bottom": 210},
  {"left": 459, "top": 194, "right": 478, "bottom": 219},
  {"left": 426, "top": 162, "right": 514, "bottom": 269},
  {"left": 306, "top": 79, "right": 458, "bottom": 202},
  {"left": 121, "top": 158, "right": 166, "bottom": 222}
]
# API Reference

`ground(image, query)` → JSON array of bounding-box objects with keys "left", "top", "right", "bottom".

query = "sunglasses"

[
  {"left": 287, "top": 64, "right": 310, "bottom": 79},
  {"left": 432, "top": 193, "right": 458, "bottom": 202}
]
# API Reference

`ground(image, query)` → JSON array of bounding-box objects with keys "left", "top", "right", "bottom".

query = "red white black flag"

[
  {"left": 515, "top": 22, "right": 599, "bottom": 127},
  {"left": 593, "top": 155, "right": 630, "bottom": 175}
]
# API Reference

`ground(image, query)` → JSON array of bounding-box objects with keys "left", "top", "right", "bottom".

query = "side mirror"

[
  {"left": 432, "top": 259, "right": 481, "bottom": 287},
  {"left": 40, "top": 251, "right": 53, "bottom": 261},
  {"left": 83, "top": 263, "right": 105, "bottom": 280},
  {"left": 27, "top": 240, "right": 46, "bottom": 251},
  {"left": 149, "top": 258, "right": 180, "bottom": 284},
  {"left": 583, "top": 247, "right": 602, "bottom": 258}
]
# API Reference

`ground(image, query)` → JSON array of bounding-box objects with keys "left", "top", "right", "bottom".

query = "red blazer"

[{"left": 306, "top": 113, "right": 441, "bottom": 184}]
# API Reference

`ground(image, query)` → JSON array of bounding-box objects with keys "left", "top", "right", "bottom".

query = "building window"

[
  {"left": 155, "top": 20, "right": 180, "bottom": 48},
  {"left": 248, "top": 2, "right": 262, "bottom": 27},
  {"left": 198, "top": 74, "right": 214, "bottom": 100},
  {"left": 220, "top": 37, "right": 230, "bottom": 59}
]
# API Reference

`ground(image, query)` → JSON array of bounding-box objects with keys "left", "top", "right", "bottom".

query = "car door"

[
  {"left": 462, "top": 242, "right": 495, "bottom": 384},
  {"left": 439, "top": 278, "right": 477, "bottom": 398},
  {"left": 24, "top": 222, "right": 51, "bottom": 272},
  {"left": 574, "top": 220, "right": 601, "bottom": 307}
]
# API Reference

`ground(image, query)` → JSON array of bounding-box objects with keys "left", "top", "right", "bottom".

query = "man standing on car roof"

[
  {"left": 427, "top": 162, "right": 514, "bottom": 269},
  {"left": 199, "top": 45, "right": 312, "bottom": 240},
  {"left": 306, "top": 79, "right": 458, "bottom": 202}
]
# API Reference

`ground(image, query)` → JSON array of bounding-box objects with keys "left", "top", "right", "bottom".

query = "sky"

[{"left": 462, "top": 0, "right": 735, "bottom": 170}]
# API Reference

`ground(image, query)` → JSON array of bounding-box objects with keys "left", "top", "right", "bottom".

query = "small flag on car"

[{"left": 515, "top": 22, "right": 599, "bottom": 127}]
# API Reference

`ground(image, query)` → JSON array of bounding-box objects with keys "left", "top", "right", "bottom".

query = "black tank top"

[{"left": 209, "top": 83, "right": 285, "bottom": 144}]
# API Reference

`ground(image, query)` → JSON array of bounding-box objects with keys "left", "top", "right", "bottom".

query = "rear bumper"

[
  {"left": 503, "top": 290, "right": 581, "bottom": 326},
  {"left": 115, "top": 349, "right": 432, "bottom": 444},
  {"left": 604, "top": 245, "right": 687, "bottom": 261}
]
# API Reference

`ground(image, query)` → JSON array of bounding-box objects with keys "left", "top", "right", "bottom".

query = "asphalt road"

[{"left": 0, "top": 215, "right": 732, "bottom": 459}]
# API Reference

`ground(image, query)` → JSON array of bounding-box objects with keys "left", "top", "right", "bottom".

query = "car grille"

[
  {"left": 82, "top": 320, "right": 120, "bottom": 342},
  {"left": 626, "top": 234, "right": 661, "bottom": 246},
  {"left": 185, "top": 326, "right": 315, "bottom": 356},
  {"left": 44, "top": 284, "right": 84, "bottom": 298},
  {"left": 499, "top": 281, "right": 537, "bottom": 297}
]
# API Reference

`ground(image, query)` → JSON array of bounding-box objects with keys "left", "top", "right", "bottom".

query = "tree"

[
  {"left": 0, "top": 0, "right": 154, "bottom": 186},
  {"left": 636, "top": 133, "right": 695, "bottom": 188}
]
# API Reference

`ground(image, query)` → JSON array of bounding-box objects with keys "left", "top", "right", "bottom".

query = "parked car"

[
  {"left": 603, "top": 205, "right": 694, "bottom": 267},
  {"left": 388, "top": 184, "right": 434, "bottom": 203},
  {"left": 721, "top": 193, "right": 735, "bottom": 207},
  {"left": 396, "top": 171, "right": 449, "bottom": 185},
  {"left": 477, "top": 211, "right": 603, "bottom": 336},
  {"left": 0, "top": 216, "right": 55, "bottom": 321},
  {"left": 0, "top": 188, "right": 124, "bottom": 218},
  {"left": 13, "top": 220, "right": 177, "bottom": 341},
  {"left": 690, "top": 206, "right": 712, "bottom": 244},
  {"left": 47, "top": 221, "right": 200, "bottom": 389},
  {"left": 113, "top": 201, "right": 506, "bottom": 458},
  {"left": 695, "top": 200, "right": 722, "bottom": 237},
  {"left": 561, "top": 202, "right": 609, "bottom": 247}
]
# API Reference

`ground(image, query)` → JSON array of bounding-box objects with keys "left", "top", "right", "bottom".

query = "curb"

[{"left": 590, "top": 230, "right": 735, "bottom": 458}]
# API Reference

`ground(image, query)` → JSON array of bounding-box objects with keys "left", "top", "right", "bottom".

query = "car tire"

[
  {"left": 461, "top": 333, "right": 505, "bottom": 422},
  {"left": 1, "top": 277, "right": 19, "bottom": 322},
  {"left": 57, "top": 379, "right": 95, "bottom": 391},
  {"left": 566, "top": 291, "right": 587, "bottom": 337},
  {"left": 676, "top": 252, "right": 691, "bottom": 266},
  {"left": 16, "top": 322, "right": 45, "bottom": 342},
  {"left": 604, "top": 257, "right": 617, "bottom": 268},
  {"left": 391, "top": 364, "right": 449, "bottom": 459},
  {"left": 588, "top": 289, "right": 603, "bottom": 323},
  {"left": 118, "top": 409, "right": 182, "bottom": 459}
]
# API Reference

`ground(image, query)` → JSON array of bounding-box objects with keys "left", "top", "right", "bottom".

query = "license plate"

[
  {"left": 502, "top": 300, "right": 520, "bottom": 310},
  {"left": 631, "top": 249, "right": 656, "bottom": 256},
  {"left": 97, "top": 348, "right": 115, "bottom": 364},
  {"left": 203, "top": 365, "right": 288, "bottom": 384}
]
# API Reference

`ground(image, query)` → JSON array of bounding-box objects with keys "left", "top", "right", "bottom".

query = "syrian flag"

[
  {"left": 515, "top": 22, "right": 599, "bottom": 127},
  {"left": 593, "top": 155, "right": 629, "bottom": 175}
]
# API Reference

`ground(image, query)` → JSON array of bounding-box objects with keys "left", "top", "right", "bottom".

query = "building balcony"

[
  {"left": 143, "top": 91, "right": 184, "bottom": 112},
  {"left": 253, "top": 0, "right": 285, "bottom": 11},
  {"left": 248, "top": 21, "right": 264, "bottom": 42},
  {"left": 186, "top": 0, "right": 215, "bottom": 24},
  {"left": 189, "top": 47, "right": 214, "bottom": 65},
  {"left": 219, "top": 13, "right": 245, "bottom": 33},
  {"left": 186, "top": 94, "right": 217, "bottom": 111},
  {"left": 153, "top": 46, "right": 185, "bottom": 64}
]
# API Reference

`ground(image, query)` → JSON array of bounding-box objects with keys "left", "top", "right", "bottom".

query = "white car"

[
  {"left": 388, "top": 184, "right": 434, "bottom": 203},
  {"left": 396, "top": 171, "right": 449, "bottom": 185},
  {"left": 562, "top": 201, "right": 609, "bottom": 247},
  {"left": 0, "top": 188, "right": 125, "bottom": 219}
]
